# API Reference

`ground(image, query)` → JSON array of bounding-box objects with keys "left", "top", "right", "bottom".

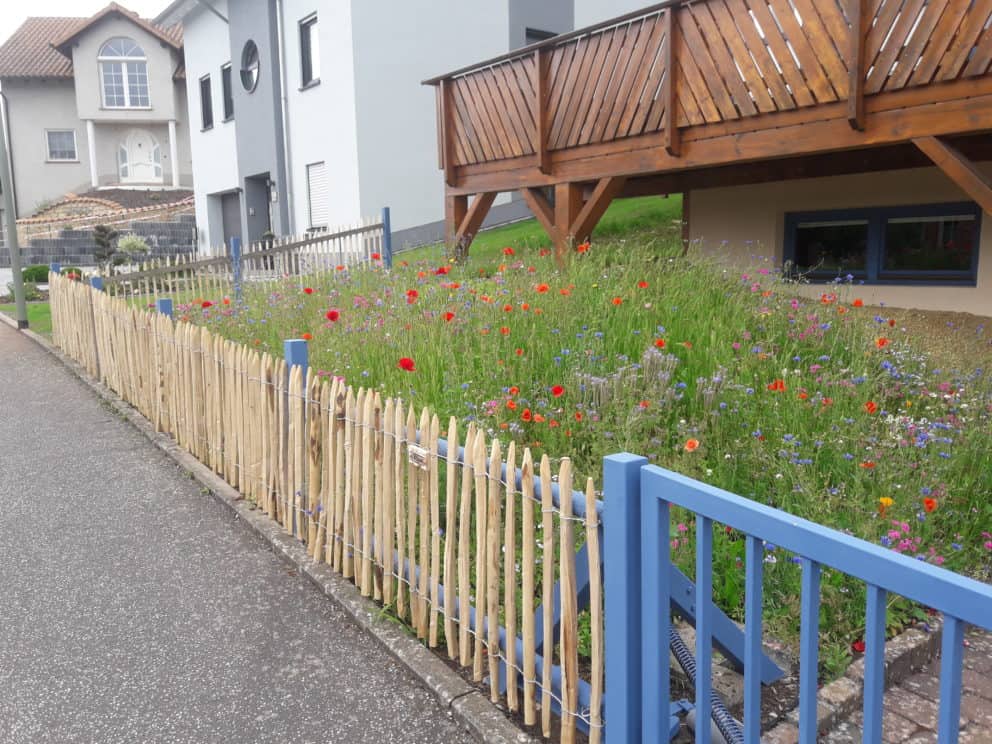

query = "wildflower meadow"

[{"left": 180, "top": 225, "right": 991, "bottom": 677}]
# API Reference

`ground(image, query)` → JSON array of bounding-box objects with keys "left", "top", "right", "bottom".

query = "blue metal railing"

[{"left": 603, "top": 453, "right": 992, "bottom": 744}]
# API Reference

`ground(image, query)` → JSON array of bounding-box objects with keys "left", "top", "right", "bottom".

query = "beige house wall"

[{"left": 688, "top": 163, "right": 992, "bottom": 317}]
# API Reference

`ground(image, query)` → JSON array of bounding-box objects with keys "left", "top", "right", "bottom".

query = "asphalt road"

[{"left": 0, "top": 323, "right": 474, "bottom": 744}]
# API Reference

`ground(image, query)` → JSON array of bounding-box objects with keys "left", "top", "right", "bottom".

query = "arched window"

[{"left": 99, "top": 37, "right": 150, "bottom": 108}]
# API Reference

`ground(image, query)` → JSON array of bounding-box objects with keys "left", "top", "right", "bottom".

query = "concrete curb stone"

[{"left": 13, "top": 323, "right": 536, "bottom": 744}]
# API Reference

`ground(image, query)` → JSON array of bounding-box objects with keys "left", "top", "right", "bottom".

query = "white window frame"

[
  {"left": 45, "top": 129, "right": 78, "bottom": 162},
  {"left": 98, "top": 38, "right": 151, "bottom": 109}
]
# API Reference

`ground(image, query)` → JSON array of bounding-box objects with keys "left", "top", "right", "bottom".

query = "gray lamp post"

[{"left": 0, "top": 93, "right": 27, "bottom": 328}]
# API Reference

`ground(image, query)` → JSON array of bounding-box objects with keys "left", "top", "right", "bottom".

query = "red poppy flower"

[
  {"left": 201, "top": 301, "right": 213, "bottom": 309},
  {"left": 503, "top": 304, "right": 513, "bottom": 312},
  {"left": 371, "top": 252, "right": 381, "bottom": 260},
  {"left": 406, "top": 289, "right": 419, "bottom": 305},
  {"left": 515, "top": 348, "right": 524, "bottom": 356},
  {"left": 539, "top": 248, "right": 551, "bottom": 257},
  {"left": 506, "top": 400, "right": 517, "bottom": 411},
  {"left": 888, "top": 318, "right": 896, "bottom": 327},
  {"left": 612, "top": 297, "right": 623, "bottom": 306},
  {"left": 301, "top": 332, "right": 313, "bottom": 341},
  {"left": 852, "top": 640, "right": 866, "bottom": 654},
  {"left": 638, "top": 280, "right": 649, "bottom": 289},
  {"left": 576, "top": 242, "right": 590, "bottom": 253},
  {"left": 534, "top": 413, "right": 546, "bottom": 423},
  {"left": 820, "top": 293, "right": 837, "bottom": 304},
  {"left": 500, "top": 326, "right": 510, "bottom": 336},
  {"left": 684, "top": 438, "right": 700, "bottom": 452},
  {"left": 398, "top": 357, "right": 416, "bottom": 372},
  {"left": 923, "top": 497, "right": 937, "bottom": 513},
  {"left": 681, "top": 341, "right": 693, "bottom": 349},
  {"left": 222, "top": 297, "right": 231, "bottom": 305},
  {"left": 860, "top": 461, "right": 876, "bottom": 469},
  {"left": 864, "top": 401, "right": 878, "bottom": 414},
  {"left": 336, "top": 265, "right": 346, "bottom": 271},
  {"left": 574, "top": 412, "right": 583, "bottom": 422},
  {"left": 852, "top": 299, "right": 864, "bottom": 307},
  {"left": 560, "top": 288, "right": 571, "bottom": 296},
  {"left": 551, "top": 385, "right": 564, "bottom": 398},
  {"left": 536, "top": 283, "right": 550, "bottom": 293},
  {"left": 521, "top": 408, "right": 533, "bottom": 422},
  {"left": 326, "top": 309, "right": 340, "bottom": 322},
  {"left": 767, "top": 379, "right": 787, "bottom": 392},
  {"left": 509, "top": 386, "right": 519, "bottom": 396},
  {"left": 521, "top": 303, "right": 530, "bottom": 311},
  {"left": 549, "top": 419, "right": 560, "bottom": 428},
  {"left": 444, "top": 312, "right": 455, "bottom": 322},
  {"left": 303, "top": 287, "right": 314, "bottom": 294},
  {"left": 876, "top": 337, "right": 890, "bottom": 349},
  {"left": 654, "top": 338, "right": 666, "bottom": 349},
  {"left": 435, "top": 266, "right": 450, "bottom": 275},
  {"left": 503, "top": 247, "right": 515, "bottom": 256},
  {"left": 639, "top": 400, "right": 650, "bottom": 409}
]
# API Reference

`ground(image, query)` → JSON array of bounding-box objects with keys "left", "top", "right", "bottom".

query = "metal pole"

[{"left": 0, "top": 94, "right": 27, "bottom": 328}]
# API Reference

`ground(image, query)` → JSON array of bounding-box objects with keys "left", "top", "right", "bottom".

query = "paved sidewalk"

[
  {"left": 822, "top": 628, "right": 992, "bottom": 743},
  {"left": 0, "top": 323, "right": 474, "bottom": 744}
]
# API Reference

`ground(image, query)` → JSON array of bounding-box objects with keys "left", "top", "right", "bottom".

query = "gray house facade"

[
  {"left": 157, "top": 0, "right": 573, "bottom": 253},
  {"left": 0, "top": 3, "right": 192, "bottom": 218}
]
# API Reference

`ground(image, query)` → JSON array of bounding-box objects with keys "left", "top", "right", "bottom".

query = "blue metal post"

[
  {"left": 284, "top": 338, "right": 309, "bottom": 375},
  {"left": 381, "top": 206, "right": 393, "bottom": 269},
  {"left": 155, "top": 298, "right": 174, "bottom": 318},
  {"left": 937, "top": 616, "right": 964, "bottom": 744},
  {"left": 863, "top": 585, "right": 887, "bottom": 744},
  {"left": 230, "top": 236, "right": 242, "bottom": 302},
  {"left": 695, "top": 516, "right": 714, "bottom": 744},
  {"left": 640, "top": 463, "right": 671, "bottom": 743},
  {"left": 743, "top": 535, "right": 764, "bottom": 743},
  {"left": 284, "top": 338, "right": 309, "bottom": 538},
  {"left": 49, "top": 262, "right": 61, "bottom": 275},
  {"left": 798, "top": 559, "right": 822, "bottom": 744},
  {"left": 90, "top": 276, "right": 104, "bottom": 291},
  {"left": 603, "top": 453, "right": 647, "bottom": 744}
]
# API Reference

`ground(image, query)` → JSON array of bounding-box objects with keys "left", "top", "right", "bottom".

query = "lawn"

[
  {"left": 0, "top": 302, "right": 52, "bottom": 336},
  {"left": 172, "top": 196, "right": 991, "bottom": 676}
]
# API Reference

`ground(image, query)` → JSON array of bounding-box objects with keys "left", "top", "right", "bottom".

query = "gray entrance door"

[{"left": 220, "top": 192, "right": 242, "bottom": 253}]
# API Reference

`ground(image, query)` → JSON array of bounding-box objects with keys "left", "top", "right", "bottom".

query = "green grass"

[
  {"left": 0, "top": 302, "right": 52, "bottom": 336},
  {"left": 398, "top": 194, "right": 683, "bottom": 264}
]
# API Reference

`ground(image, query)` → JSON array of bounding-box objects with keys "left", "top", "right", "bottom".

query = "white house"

[
  {"left": 0, "top": 3, "right": 193, "bottom": 217},
  {"left": 156, "top": 0, "right": 573, "bottom": 253}
]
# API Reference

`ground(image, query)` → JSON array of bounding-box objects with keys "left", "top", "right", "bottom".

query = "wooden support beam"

[
  {"left": 445, "top": 194, "right": 468, "bottom": 248},
  {"left": 440, "top": 79, "right": 457, "bottom": 187},
  {"left": 681, "top": 190, "right": 691, "bottom": 255},
  {"left": 569, "top": 177, "right": 626, "bottom": 244},
  {"left": 451, "top": 191, "right": 497, "bottom": 261},
  {"left": 848, "top": 0, "right": 867, "bottom": 130},
  {"left": 913, "top": 136, "right": 992, "bottom": 215},
  {"left": 520, "top": 187, "right": 557, "bottom": 240},
  {"left": 554, "top": 183, "right": 584, "bottom": 261},
  {"left": 533, "top": 48, "right": 552, "bottom": 175},
  {"left": 662, "top": 7, "right": 681, "bottom": 157}
]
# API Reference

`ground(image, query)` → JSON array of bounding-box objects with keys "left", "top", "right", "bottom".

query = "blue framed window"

[{"left": 784, "top": 202, "right": 981, "bottom": 285}]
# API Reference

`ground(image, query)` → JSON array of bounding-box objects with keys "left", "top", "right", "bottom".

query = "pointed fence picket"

[{"left": 49, "top": 272, "right": 618, "bottom": 743}]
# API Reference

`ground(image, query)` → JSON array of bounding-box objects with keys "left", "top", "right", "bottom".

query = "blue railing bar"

[
  {"left": 864, "top": 585, "right": 887, "bottom": 744},
  {"left": 937, "top": 616, "right": 964, "bottom": 744},
  {"left": 639, "top": 466, "right": 992, "bottom": 626},
  {"left": 743, "top": 535, "right": 763, "bottom": 744},
  {"left": 433, "top": 435, "right": 601, "bottom": 518},
  {"left": 641, "top": 477, "right": 671, "bottom": 744},
  {"left": 603, "top": 453, "right": 647, "bottom": 743},
  {"left": 798, "top": 559, "right": 821, "bottom": 744},
  {"left": 696, "top": 515, "right": 714, "bottom": 744}
]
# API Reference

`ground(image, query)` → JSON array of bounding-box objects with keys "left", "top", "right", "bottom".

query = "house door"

[{"left": 119, "top": 129, "right": 163, "bottom": 184}]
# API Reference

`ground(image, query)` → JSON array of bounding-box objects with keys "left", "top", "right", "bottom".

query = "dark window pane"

[
  {"left": 300, "top": 17, "right": 318, "bottom": 85},
  {"left": 794, "top": 220, "right": 868, "bottom": 276},
  {"left": 222, "top": 65, "right": 234, "bottom": 119},
  {"left": 883, "top": 215, "right": 975, "bottom": 274},
  {"left": 200, "top": 76, "right": 213, "bottom": 129}
]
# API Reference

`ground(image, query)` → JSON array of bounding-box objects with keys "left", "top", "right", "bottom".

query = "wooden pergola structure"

[{"left": 424, "top": 0, "right": 992, "bottom": 259}]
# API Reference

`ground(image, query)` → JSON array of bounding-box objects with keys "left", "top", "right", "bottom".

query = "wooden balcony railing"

[{"left": 426, "top": 0, "right": 992, "bottom": 180}]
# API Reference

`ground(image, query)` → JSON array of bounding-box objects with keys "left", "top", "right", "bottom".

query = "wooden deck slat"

[
  {"left": 866, "top": 0, "right": 928, "bottom": 93},
  {"left": 603, "top": 19, "right": 659, "bottom": 141},
  {"left": 616, "top": 15, "right": 670, "bottom": 137},
  {"left": 549, "top": 35, "right": 595, "bottom": 148},
  {"left": 678, "top": 9, "right": 740, "bottom": 120},
  {"left": 789, "top": 0, "right": 850, "bottom": 97},
  {"left": 766, "top": 0, "right": 839, "bottom": 102},
  {"left": 470, "top": 71, "right": 515, "bottom": 159},
  {"left": 451, "top": 82, "right": 484, "bottom": 165},
  {"left": 705, "top": 0, "right": 777, "bottom": 113},
  {"left": 936, "top": 0, "right": 992, "bottom": 80},
  {"left": 489, "top": 65, "right": 531, "bottom": 156},
  {"left": 480, "top": 68, "right": 522, "bottom": 158},
  {"left": 814, "top": 0, "right": 854, "bottom": 56},
  {"left": 866, "top": 0, "right": 906, "bottom": 66},
  {"left": 678, "top": 52, "right": 721, "bottom": 123},
  {"left": 454, "top": 79, "right": 497, "bottom": 162},
  {"left": 588, "top": 23, "right": 643, "bottom": 143},
  {"left": 687, "top": 2, "right": 760, "bottom": 116},
  {"left": 963, "top": 21, "right": 992, "bottom": 76},
  {"left": 501, "top": 61, "right": 538, "bottom": 154},
  {"left": 888, "top": 0, "right": 954, "bottom": 89},
  {"left": 721, "top": 0, "right": 796, "bottom": 110},
  {"left": 742, "top": 0, "right": 817, "bottom": 106},
  {"left": 901, "top": 0, "right": 963, "bottom": 87},
  {"left": 628, "top": 27, "right": 671, "bottom": 136},
  {"left": 460, "top": 76, "right": 502, "bottom": 162},
  {"left": 509, "top": 56, "right": 537, "bottom": 124},
  {"left": 546, "top": 41, "right": 579, "bottom": 146},
  {"left": 554, "top": 32, "right": 605, "bottom": 149},
  {"left": 575, "top": 28, "right": 623, "bottom": 146},
  {"left": 565, "top": 30, "right": 618, "bottom": 147}
]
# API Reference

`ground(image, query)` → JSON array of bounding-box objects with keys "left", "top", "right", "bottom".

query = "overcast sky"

[{"left": 1, "top": 0, "right": 170, "bottom": 45}]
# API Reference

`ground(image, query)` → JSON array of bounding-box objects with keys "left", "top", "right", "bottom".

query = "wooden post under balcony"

[
  {"left": 440, "top": 79, "right": 456, "bottom": 186},
  {"left": 848, "top": 0, "right": 867, "bottom": 131},
  {"left": 663, "top": 6, "right": 681, "bottom": 157}
]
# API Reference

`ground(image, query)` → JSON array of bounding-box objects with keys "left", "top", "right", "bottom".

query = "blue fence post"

[
  {"left": 284, "top": 338, "right": 309, "bottom": 537},
  {"left": 641, "top": 466, "right": 672, "bottom": 744},
  {"left": 381, "top": 206, "right": 393, "bottom": 269},
  {"left": 230, "top": 236, "right": 242, "bottom": 303},
  {"left": 603, "top": 453, "right": 648, "bottom": 744},
  {"left": 90, "top": 276, "right": 104, "bottom": 292},
  {"left": 49, "top": 262, "right": 61, "bottom": 275},
  {"left": 155, "top": 298, "right": 174, "bottom": 318}
]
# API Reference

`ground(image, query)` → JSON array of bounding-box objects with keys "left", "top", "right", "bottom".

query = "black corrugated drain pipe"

[{"left": 670, "top": 627, "right": 746, "bottom": 744}]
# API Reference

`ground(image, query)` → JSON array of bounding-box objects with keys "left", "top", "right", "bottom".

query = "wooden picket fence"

[{"left": 49, "top": 273, "right": 604, "bottom": 743}]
